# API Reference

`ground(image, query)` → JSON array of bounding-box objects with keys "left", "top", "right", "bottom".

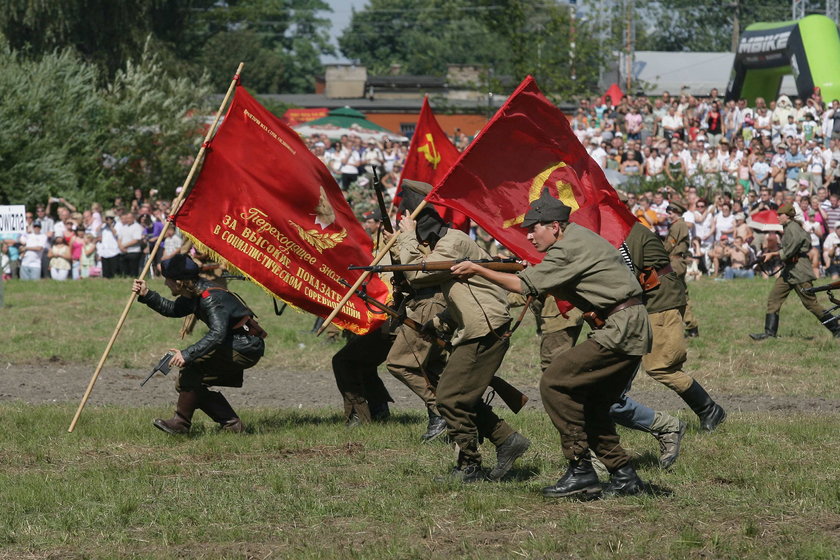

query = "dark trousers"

[
  {"left": 435, "top": 331, "right": 514, "bottom": 466},
  {"left": 176, "top": 344, "right": 262, "bottom": 392},
  {"left": 540, "top": 338, "right": 639, "bottom": 472},
  {"left": 120, "top": 252, "right": 143, "bottom": 277},
  {"left": 332, "top": 326, "right": 394, "bottom": 422},
  {"left": 101, "top": 256, "right": 120, "bottom": 279}
]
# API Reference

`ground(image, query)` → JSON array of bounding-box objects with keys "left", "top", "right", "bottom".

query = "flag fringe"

[{"left": 178, "top": 229, "right": 370, "bottom": 335}]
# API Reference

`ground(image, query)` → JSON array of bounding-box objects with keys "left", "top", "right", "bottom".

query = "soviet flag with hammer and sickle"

[
  {"left": 426, "top": 75, "right": 637, "bottom": 264},
  {"left": 396, "top": 96, "right": 469, "bottom": 232}
]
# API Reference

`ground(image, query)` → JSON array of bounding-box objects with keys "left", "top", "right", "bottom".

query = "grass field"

[{"left": 2, "top": 276, "right": 840, "bottom": 559}]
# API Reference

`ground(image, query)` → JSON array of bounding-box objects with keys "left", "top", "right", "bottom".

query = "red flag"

[
  {"left": 427, "top": 76, "right": 636, "bottom": 264},
  {"left": 175, "top": 86, "right": 390, "bottom": 335},
  {"left": 397, "top": 97, "right": 469, "bottom": 232}
]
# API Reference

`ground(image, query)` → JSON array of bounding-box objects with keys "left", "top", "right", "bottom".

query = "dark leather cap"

[
  {"left": 520, "top": 188, "right": 571, "bottom": 228},
  {"left": 161, "top": 253, "right": 200, "bottom": 280}
]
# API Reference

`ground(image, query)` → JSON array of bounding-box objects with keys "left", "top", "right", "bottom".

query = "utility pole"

[
  {"left": 792, "top": 0, "right": 806, "bottom": 20},
  {"left": 570, "top": 0, "right": 577, "bottom": 85},
  {"left": 731, "top": 0, "right": 740, "bottom": 53},
  {"left": 625, "top": 0, "right": 634, "bottom": 92},
  {"left": 828, "top": 0, "right": 839, "bottom": 23}
]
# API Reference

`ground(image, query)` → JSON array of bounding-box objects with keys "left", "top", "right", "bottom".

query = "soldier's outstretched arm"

[{"left": 450, "top": 261, "right": 521, "bottom": 293}]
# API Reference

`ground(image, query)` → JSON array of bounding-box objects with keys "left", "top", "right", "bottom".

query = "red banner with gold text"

[{"left": 175, "top": 86, "right": 389, "bottom": 334}]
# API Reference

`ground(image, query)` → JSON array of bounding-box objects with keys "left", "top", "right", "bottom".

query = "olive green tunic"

[
  {"left": 624, "top": 222, "right": 686, "bottom": 313},
  {"left": 518, "top": 223, "right": 651, "bottom": 356},
  {"left": 396, "top": 228, "right": 510, "bottom": 346},
  {"left": 664, "top": 217, "right": 691, "bottom": 276},
  {"left": 779, "top": 219, "right": 816, "bottom": 284}
]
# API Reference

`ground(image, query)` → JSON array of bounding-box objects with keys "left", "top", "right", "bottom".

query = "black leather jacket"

[{"left": 138, "top": 279, "right": 264, "bottom": 363}]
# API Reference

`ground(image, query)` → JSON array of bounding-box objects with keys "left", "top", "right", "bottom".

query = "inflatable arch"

[{"left": 726, "top": 15, "right": 840, "bottom": 104}]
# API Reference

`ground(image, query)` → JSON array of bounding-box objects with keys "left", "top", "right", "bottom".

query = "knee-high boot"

[
  {"left": 679, "top": 380, "right": 726, "bottom": 431},
  {"left": 154, "top": 390, "right": 200, "bottom": 434}
]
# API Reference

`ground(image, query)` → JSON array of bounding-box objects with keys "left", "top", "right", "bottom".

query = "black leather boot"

[
  {"left": 602, "top": 463, "right": 645, "bottom": 497},
  {"left": 421, "top": 408, "right": 448, "bottom": 442},
  {"left": 750, "top": 313, "right": 778, "bottom": 340},
  {"left": 488, "top": 432, "right": 531, "bottom": 481},
  {"left": 679, "top": 380, "right": 727, "bottom": 431},
  {"left": 542, "top": 456, "right": 601, "bottom": 498},
  {"left": 153, "top": 390, "right": 199, "bottom": 435},
  {"left": 199, "top": 390, "right": 244, "bottom": 433},
  {"left": 820, "top": 312, "right": 840, "bottom": 338}
]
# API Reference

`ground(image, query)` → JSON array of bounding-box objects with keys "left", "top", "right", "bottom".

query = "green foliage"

[
  {"left": 339, "top": 0, "right": 606, "bottom": 98},
  {"left": 100, "top": 42, "right": 212, "bottom": 201},
  {"left": 0, "top": 46, "right": 106, "bottom": 206},
  {"left": 637, "top": 0, "right": 792, "bottom": 52},
  {"left": 0, "top": 42, "right": 211, "bottom": 207},
  {"left": 338, "top": 0, "right": 512, "bottom": 76},
  {"left": 0, "top": 0, "right": 209, "bottom": 80},
  {"left": 0, "top": 0, "right": 334, "bottom": 94}
]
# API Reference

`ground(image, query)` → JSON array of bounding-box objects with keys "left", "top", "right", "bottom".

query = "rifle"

[
  {"left": 341, "top": 280, "right": 529, "bottom": 413},
  {"left": 349, "top": 258, "right": 525, "bottom": 274},
  {"left": 140, "top": 351, "right": 175, "bottom": 387},
  {"left": 371, "top": 166, "right": 393, "bottom": 234},
  {"left": 804, "top": 280, "right": 840, "bottom": 295}
]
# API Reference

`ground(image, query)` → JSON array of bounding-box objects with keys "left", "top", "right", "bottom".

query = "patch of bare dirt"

[{"left": 1, "top": 362, "right": 839, "bottom": 416}]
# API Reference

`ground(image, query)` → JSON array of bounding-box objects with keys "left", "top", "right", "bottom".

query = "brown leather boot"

[{"left": 153, "top": 390, "right": 199, "bottom": 435}]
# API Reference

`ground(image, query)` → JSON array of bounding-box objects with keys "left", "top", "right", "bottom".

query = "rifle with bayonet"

[
  {"left": 349, "top": 258, "right": 525, "bottom": 274},
  {"left": 341, "top": 280, "right": 529, "bottom": 413}
]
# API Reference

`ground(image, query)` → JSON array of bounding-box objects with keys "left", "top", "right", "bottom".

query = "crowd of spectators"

[
  {"left": 1, "top": 190, "right": 183, "bottom": 282},
  {"left": 573, "top": 88, "right": 840, "bottom": 280},
  {"left": 10, "top": 88, "right": 840, "bottom": 284}
]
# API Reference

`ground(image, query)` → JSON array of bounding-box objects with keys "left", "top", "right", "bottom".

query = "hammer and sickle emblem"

[
  {"left": 502, "top": 162, "right": 580, "bottom": 228},
  {"left": 417, "top": 133, "right": 441, "bottom": 169}
]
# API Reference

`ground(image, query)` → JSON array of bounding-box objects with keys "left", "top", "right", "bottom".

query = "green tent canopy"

[{"left": 294, "top": 106, "right": 407, "bottom": 142}]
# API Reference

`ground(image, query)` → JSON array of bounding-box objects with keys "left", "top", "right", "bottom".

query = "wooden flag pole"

[
  {"left": 68, "top": 62, "right": 245, "bottom": 433},
  {"left": 316, "top": 199, "right": 428, "bottom": 336}
]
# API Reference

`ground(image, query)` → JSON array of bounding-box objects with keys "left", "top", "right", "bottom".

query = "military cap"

[
  {"left": 520, "top": 188, "right": 572, "bottom": 228},
  {"left": 777, "top": 202, "right": 796, "bottom": 217},
  {"left": 402, "top": 179, "right": 433, "bottom": 196},
  {"left": 667, "top": 201, "right": 686, "bottom": 214},
  {"left": 161, "top": 253, "right": 200, "bottom": 280},
  {"left": 363, "top": 209, "right": 383, "bottom": 222}
]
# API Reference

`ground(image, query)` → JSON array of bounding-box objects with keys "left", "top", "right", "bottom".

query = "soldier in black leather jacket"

[{"left": 132, "top": 254, "right": 265, "bottom": 435}]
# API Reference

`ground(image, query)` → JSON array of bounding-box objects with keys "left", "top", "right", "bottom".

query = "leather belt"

[
  {"left": 603, "top": 296, "right": 643, "bottom": 318},
  {"left": 656, "top": 263, "right": 673, "bottom": 276},
  {"left": 583, "top": 297, "right": 643, "bottom": 330}
]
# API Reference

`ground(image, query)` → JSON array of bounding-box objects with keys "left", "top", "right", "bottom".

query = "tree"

[
  {"left": 0, "top": 0, "right": 211, "bottom": 81},
  {"left": 0, "top": 41, "right": 211, "bottom": 207},
  {"left": 338, "top": 0, "right": 511, "bottom": 76},
  {"left": 0, "top": 0, "right": 334, "bottom": 93},
  {"left": 339, "top": 0, "right": 607, "bottom": 99},
  {"left": 636, "top": 0, "right": 791, "bottom": 52}
]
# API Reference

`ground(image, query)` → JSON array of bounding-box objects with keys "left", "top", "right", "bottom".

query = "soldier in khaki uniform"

[
  {"left": 622, "top": 221, "right": 726, "bottom": 435},
  {"left": 751, "top": 203, "right": 840, "bottom": 339},
  {"left": 515, "top": 291, "right": 685, "bottom": 469},
  {"left": 453, "top": 189, "right": 652, "bottom": 499},
  {"left": 664, "top": 203, "right": 699, "bottom": 337},
  {"left": 385, "top": 196, "right": 449, "bottom": 442},
  {"left": 395, "top": 184, "right": 530, "bottom": 483},
  {"left": 508, "top": 294, "right": 583, "bottom": 372}
]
